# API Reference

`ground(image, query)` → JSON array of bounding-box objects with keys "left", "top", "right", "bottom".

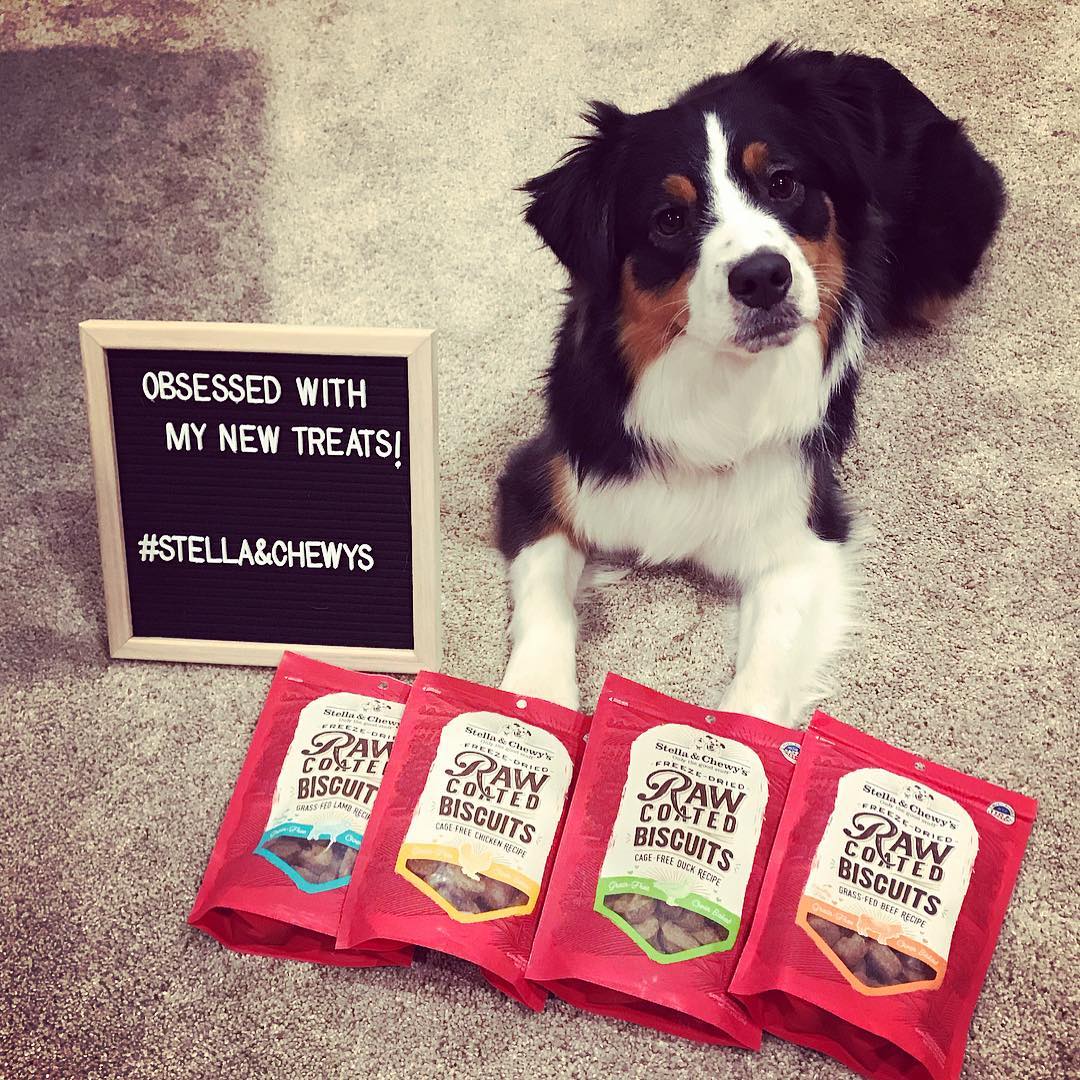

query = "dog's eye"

[
  {"left": 653, "top": 207, "right": 686, "bottom": 236},
  {"left": 768, "top": 171, "right": 798, "bottom": 201}
]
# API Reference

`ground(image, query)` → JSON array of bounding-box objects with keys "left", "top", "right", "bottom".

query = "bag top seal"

[
  {"left": 600, "top": 672, "right": 805, "bottom": 745},
  {"left": 412, "top": 669, "right": 588, "bottom": 734},
  {"left": 809, "top": 711, "right": 1037, "bottom": 822},
  {"left": 276, "top": 651, "right": 412, "bottom": 702}
]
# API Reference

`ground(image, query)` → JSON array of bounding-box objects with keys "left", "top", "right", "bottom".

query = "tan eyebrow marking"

[
  {"left": 741, "top": 140, "right": 769, "bottom": 175},
  {"left": 662, "top": 174, "right": 697, "bottom": 204}
]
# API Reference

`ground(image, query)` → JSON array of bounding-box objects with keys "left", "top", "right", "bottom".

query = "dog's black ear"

[
  {"left": 520, "top": 101, "right": 626, "bottom": 286},
  {"left": 744, "top": 45, "right": 926, "bottom": 198},
  {"left": 750, "top": 44, "right": 1004, "bottom": 316}
]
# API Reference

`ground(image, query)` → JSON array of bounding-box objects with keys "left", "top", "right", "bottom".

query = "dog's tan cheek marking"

[
  {"left": 617, "top": 259, "right": 692, "bottom": 382},
  {"left": 794, "top": 196, "right": 847, "bottom": 351},
  {"left": 742, "top": 140, "right": 769, "bottom": 176},
  {"left": 662, "top": 174, "right": 697, "bottom": 204},
  {"left": 545, "top": 452, "right": 584, "bottom": 547}
]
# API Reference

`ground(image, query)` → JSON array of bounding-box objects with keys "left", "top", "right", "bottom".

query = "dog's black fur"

[{"left": 497, "top": 44, "right": 1004, "bottom": 560}]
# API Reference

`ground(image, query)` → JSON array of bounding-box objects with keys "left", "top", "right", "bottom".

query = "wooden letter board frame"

[{"left": 80, "top": 320, "right": 440, "bottom": 672}]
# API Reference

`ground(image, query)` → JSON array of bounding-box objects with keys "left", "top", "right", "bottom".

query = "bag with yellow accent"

[{"left": 335, "top": 671, "right": 588, "bottom": 1009}]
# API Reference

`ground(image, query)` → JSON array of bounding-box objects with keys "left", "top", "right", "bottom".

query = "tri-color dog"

[{"left": 497, "top": 44, "right": 1003, "bottom": 724}]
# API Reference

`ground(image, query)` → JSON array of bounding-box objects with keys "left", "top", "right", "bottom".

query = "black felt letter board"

[{"left": 106, "top": 348, "right": 413, "bottom": 650}]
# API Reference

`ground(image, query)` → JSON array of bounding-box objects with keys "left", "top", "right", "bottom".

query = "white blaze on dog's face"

[
  {"left": 520, "top": 96, "right": 856, "bottom": 468},
  {"left": 610, "top": 107, "right": 848, "bottom": 367},
  {"left": 575, "top": 104, "right": 855, "bottom": 468},
  {"left": 521, "top": 95, "right": 852, "bottom": 378},
  {"left": 686, "top": 114, "right": 822, "bottom": 354}
]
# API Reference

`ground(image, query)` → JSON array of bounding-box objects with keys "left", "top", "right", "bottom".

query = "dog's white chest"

[
  {"left": 623, "top": 327, "right": 831, "bottom": 471},
  {"left": 566, "top": 444, "right": 812, "bottom": 575}
]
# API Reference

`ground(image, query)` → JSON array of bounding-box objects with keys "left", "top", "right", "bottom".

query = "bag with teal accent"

[
  {"left": 189, "top": 652, "right": 413, "bottom": 967},
  {"left": 526, "top": 673, "right": 801, "bottom": 1046}
]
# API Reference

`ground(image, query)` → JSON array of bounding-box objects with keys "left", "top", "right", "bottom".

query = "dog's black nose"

[{"left": 728, "top": 250, "right": 792, "bottom": 309}]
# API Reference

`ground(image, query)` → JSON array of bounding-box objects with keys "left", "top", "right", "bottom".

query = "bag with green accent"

[{"left": 526, "top": 673, "right": 802, "bottom": 1046}]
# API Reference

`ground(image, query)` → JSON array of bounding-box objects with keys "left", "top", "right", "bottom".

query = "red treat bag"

[
  {"left": 189, "top": 651, "right": 413, "bottom": 967},
  {"left": 526, "top": 673, "right": 803, "bottom": 1047},
  {"left": 335, "top": 671, "right": 588, "bottom": 1009},
  {"left": 730, "top": 711, "right": 1037, "bottom": 1080}
]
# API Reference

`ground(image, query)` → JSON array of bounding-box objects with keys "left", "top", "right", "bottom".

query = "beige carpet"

[{"left": 1, "top": 2, "right": 1076, "bottom": 1077}]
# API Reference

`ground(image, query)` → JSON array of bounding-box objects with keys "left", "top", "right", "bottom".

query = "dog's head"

[{"left": 522, "top": 45, "right": 1002, "bottom": 370}]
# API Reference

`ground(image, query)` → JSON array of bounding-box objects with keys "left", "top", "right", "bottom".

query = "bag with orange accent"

[
  {"left": 335, "top": 671, "right": 588, "bottom": 1009},
  {"left": 729, "top": 712, "right": 1037, "bottom": 1080}
]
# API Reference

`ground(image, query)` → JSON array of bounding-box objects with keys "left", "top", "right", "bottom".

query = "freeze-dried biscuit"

[
  {"left": 865, "top": 940, "right": 904, "bottom": 983},
  {"left": 263, "top": 835, "right": 306, "bottom": 864},
  {"left": 807, "top": 912, "right": 845, "bottom": 947},
  {"left": 606, "top": 892, "right": 656, "bottom": 922},
  {"left": 263, "top": 835, "right": 358, "bottom": 884},
  {"left": 603, "top": 893, "right": 729, "bottom": 954},
  {"left": 659, "top": 921, "right": 700, "bottom": 953},
  {"left": 808, "top": 915, "right": 939, "bottom": 988},
  {"left": 833, "top": 929, "right": 871, "bottom": 969},
  {"left": 406, "top": 859, "right": 529, "bottom": 915}
]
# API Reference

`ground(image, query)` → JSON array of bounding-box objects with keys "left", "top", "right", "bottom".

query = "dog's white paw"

[
  {"left": 718, "top": 679, "right": 799, "bottom": 728},
  {"left": 500, "top": 655, "right": 580, "bottom": 712}
]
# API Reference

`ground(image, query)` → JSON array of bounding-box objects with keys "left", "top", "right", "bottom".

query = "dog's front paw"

[
  {"left": 500, "top": 653, "right": 580, "bottom": 712},
  {"left": 718, "top": 679, "right": 800, "bottom": 728}
]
